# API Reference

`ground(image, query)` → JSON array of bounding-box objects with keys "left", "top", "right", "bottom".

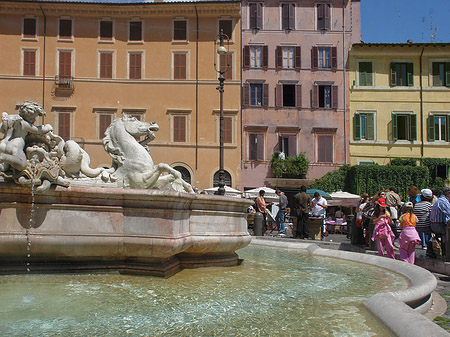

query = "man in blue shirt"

[
  {"left": 275, "top": 189, "right": 288, "bottom": 237},
  {"left": 430, "top": 186, "right": 450, "bottom": 259}
]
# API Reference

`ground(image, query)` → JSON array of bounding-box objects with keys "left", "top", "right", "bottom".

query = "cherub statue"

[{"left": 0, "top": 101, "right": 53, "bottom": 173}]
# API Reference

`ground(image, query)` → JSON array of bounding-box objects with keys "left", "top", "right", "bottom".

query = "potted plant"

[{"left": 270, "top": 151, "right": 309, "bottom": 179}]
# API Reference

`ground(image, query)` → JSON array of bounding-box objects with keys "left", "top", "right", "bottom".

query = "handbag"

[{"left": 430, "top": 233, "right": 442, "bottom": 258}]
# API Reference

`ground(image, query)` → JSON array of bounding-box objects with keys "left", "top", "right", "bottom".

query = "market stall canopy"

[
  {"left": 328, "top": 191, "right": 360, "bottom": 207},
  {"left": 203, "top": 186, "right": 242, "bottom": 198},
  {"left": 243, "top": 187, "right": 278, "bottom": 202},
  {"left": 303, "top": 189, "right": 332, "bottom": 200}
]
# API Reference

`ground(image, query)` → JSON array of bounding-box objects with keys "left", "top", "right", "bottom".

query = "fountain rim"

[{"left": 250, "top": 239, "right": 449, "bottom": 337}]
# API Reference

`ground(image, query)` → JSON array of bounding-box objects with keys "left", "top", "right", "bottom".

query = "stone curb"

[{"left": 251, "top": 238, "right": 450, "bottom": 337}]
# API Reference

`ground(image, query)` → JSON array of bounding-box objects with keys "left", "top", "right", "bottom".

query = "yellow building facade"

[
  {"left": 0, "top": 0, "right": 241, "bottom": 190},
  {"left": 349, "top": 43, "right": 450, "bottom": 165}
]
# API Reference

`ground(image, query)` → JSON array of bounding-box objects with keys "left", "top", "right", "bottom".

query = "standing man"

[
  {"left": 294, "top": 186, "right": 311, "bottom": 239},
  {"left": 385, "top": 186, "right": 402, "bottom": 240},
  {"left": 311, "top": 192, "right": 328, "bottom": 238},
  {"left": 430, "top": 187, "right": 450, "bottom": 259},
  {"left": 256, "top": 190, "right": 272, "bottom": 233},
  {"left": 275, "top": 189, "right": 288, "bottom": 237}
]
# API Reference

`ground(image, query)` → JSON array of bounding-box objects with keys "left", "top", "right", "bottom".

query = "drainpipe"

[
  {"left": 419, "top": 46, "right": 425, "bottom": 161},
  {"left": 240, "top": 5, "right": 244, "bottom": 182},
  {"left": 195, "top": 6, "right": 199, "bottom": 170},
  {"left": 342, "top": 0, "right": 347, "bottom": 164},
  {"left": 39, "top": 5, "right": 46, "bottom": 123}
]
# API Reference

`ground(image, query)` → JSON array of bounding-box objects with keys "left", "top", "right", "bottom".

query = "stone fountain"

[{"left": 0, "top": 101, "right": 252, "bottom": 276}]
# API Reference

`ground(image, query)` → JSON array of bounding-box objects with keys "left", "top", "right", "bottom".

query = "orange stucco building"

[{"left": 0, "top": 0, "right": 241, "bottom": 190}]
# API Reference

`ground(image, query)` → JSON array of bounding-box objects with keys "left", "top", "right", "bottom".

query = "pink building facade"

[{"left": 241, "top": 0, "right": 361, "bottom": 189}]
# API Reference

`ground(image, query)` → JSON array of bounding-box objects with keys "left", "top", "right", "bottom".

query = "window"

[
  {"left": 58, "top": 112, "right": 71, "bottom": 141},
  {"left": 281, "top": 3, "right": 295, "bottom": 30},
  {"left": 100, "top": 52, "right": 113, "bottom": 79},
  {"left": 428, "top": 114, "right": 450, "bottom": 141},
  {"left": 174, "top": 53, "right": 187, "bottom": 80},
  {"left": 213, "top": 170, "right": 232, "bottom": 187},
  {"left": 353, "top": 112, "right": 375, "bottom": 140},
  {"left": 278, "top": 134, "right": 297, "bottom": 157},
  {"left": 59, "top": 50, "right": 72, "bottom": 78},
  {"left": 100, "top": 20, "right": 113, "bottom": 41},
  {"left": 358, "top": 61, "right": 373, "bottom": 86},
  {"left": 224, "top": 116, "right": 232, "bottom": 144},
  {"left": 243, "top": 83, "right": 268, "bottom": 108},
  {"left": 174, "top": 166, "right": 191, "bottom": 184},
  {"left": 312, "top": 84, "right": 338, "bottom": 109},
  {"left": 390, "top": 62, "right": 413, "bottom": 87},
  {"left": 129, "top": 21, "right": 142, "bottom": 42},
  {"left": 173, "top": 115, "right": 186, "bottom": 142},
  {"left": 317, "top": 135, "right": 333, "bottom": 163},
  {"left": 249, "top": 3, "right": 262, "bottom": 30},
  {"left": 220, "top": 53, "right": 232, "bottom": 80},
  {"left": 23, "top": 18, "right": 36, "bottom": 38},
  {"left": 311, "top": 46, "right": 337, "bottom": 70},
  {"left": 243, "top": 45, "right": 268, "bottom": 69},
  {"left": 59, "top": 19, "right": 72, "bottom": 40},
  {"left": 249, "top": 133, "right": 264, "bottom": 161},
  {"left": 276, "top": 46, "right": 301, "bottom": 70},
  {"left": 129, "top": 53, "right": 142, "bottom": 79},
  {"left": 275, "top": 84, "right": 302, "bottom": 108},
  {"left": 219, "top": 20, "right": 232, "bottom": 40},
  {"left": 173, "top": 20, "right": 187, "bottom": 41},
  {"left": 317, "top": 3, "right": 331, "bottom": 30},
  {"left": 98, "top": 113, "right": 112, "bottom": 139},
  {"left": 392, "top": 113, "right": 416, "bottom": 141},
  {"left": 432, "top": 62, "right": 450, "bottom": 87},
  {"left": 23, "top": 50, "right": 36, "bottom": 76}
]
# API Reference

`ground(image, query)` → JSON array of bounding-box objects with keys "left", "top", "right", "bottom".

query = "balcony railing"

[{"left": 55, "top": 75, "right": 74, "bottom": 90}]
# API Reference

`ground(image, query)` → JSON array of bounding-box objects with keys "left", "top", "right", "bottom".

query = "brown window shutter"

[
  {"left": 243, "top": 46, "right": 250, "bottom": 69},
  {"left": 243, "top": 83, "right": 250, "bottom": 107},
  {"left": 263, "top": 83, "right": 269, "bottom": 108},
  {"left": 295, "top": 46, "right": 301, "bottom": 69},
  {"left": 224, "top": 117, "right": 232, "bottom": 143},
  {"left": 275, "top": 84, "right": 282, "bottom": 107},
  {"left": 331, "top": 47, "right": 337, "bottom": 70},
  {"left": 312, "top": 85, "right": 318, "bottom": 108},
  {"left": 24, "top": 50, "right": 36, "bottom": 76},
  {"left": 276, "top": 46, "right": 282, "bottom": 69},
  {"left": 220, "top": 54, "right": 232, "bottom": 80},
  {"left": 174, "top": 116, "right": 186, "bottom": 142},
  {"left": 324, "top": 4, "right": 330, "bottom": 30},
  {"left": 262, "top": 46, "right": 268, "bottom": 70},
  {"left": 317, "top": 4, "right": 324, "bottom": 30},
  {"left": 99, "top": 114, "right": 112, "bottom": 138},
  {"left": 58, "top": 112, "right": 70, "bottom": 141},
  {"left": 296, "top": 84, "right": 302, "bottom": 109},
  {"left": 256, "top": 134, "right": 264, "bottom": 160},
  {"left": 174, "top": 54, "right": 186, "bottom": 80},
  {"left": 130, "top": 53, "right": 141, "bottom": 79},
  {"left": 100, "top": 53, "right": 112, "bottom": 79},
  {"left": 289, "top": 4, "right": 295, "bottom": 30},
  {"left": 331, "top": 85, "right": 338, "bottom": 109},
  {"left": 256, "top": 3, "right": 262, "bottom": 29},
  {"left": 311, "top": 47, "right": 318, "bottom": 70},
  {"left": 59, "top": 51, "right": 71, "bottom": 77}
]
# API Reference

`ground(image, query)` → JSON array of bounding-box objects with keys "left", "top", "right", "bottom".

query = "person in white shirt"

[{"left": 311, "top": 192, "right": 328, "bottom": 237}]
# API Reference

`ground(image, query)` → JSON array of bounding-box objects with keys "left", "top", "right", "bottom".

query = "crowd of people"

[
  {"left": 357, "top": 186, "right": 450, "bottom": 264},
  {"left": 251, "top": 184, "right": 450, "bottom": 265}
]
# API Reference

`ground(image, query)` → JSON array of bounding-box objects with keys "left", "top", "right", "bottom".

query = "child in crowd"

[
  {"left": 398, "top": 202, "right": 421, "bottom": 264},
  {"left": 371, "top": 198, "right": 395, "bottom": 259}
]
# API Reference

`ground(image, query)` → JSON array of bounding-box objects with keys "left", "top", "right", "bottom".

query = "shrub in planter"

[{"left": 270, "top": 151, "right": 309, "bottom": 178}]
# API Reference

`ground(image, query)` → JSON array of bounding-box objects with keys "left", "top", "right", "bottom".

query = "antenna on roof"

[
  {"left": 430, "top": 9, "right": 434, "bottom": 42},
  {"left": 421, "top": 17, "right": 425, "bottom": 42},
  {"left": 394, "top": 8, "right": 400, "bottom": 43}
]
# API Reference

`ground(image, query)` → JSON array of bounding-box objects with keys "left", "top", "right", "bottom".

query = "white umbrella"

[
  {"left": 243, "top": 187, "right": 278, "bottom": 202},
  {"left": 203, "top": 185, "right": 242, "bottom": 198},
  {"left": 328, "top": 191, "right": 360, "bottom": 207}
]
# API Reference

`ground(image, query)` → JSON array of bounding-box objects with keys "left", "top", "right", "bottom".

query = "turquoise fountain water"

[{"left": 0, "top": 245, "right": 406, "bottom": 336}]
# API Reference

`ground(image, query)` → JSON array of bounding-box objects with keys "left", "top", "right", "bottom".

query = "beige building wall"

[
  {"left": 349, "top": 43, "right": 450, "bottom": 165},
  {"left": 0, "top": 0, "right": 242, "bottom": 190}
]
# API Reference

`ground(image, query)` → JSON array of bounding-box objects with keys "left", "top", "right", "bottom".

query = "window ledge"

[
  {"left": 127, "top": 41, "right": 144, "bottom": 45},
  {"left": 22, "top": 37, "right": 38, "bottom": 41},
  {"left": 172, "top": 41, "right": 189, "bottom": 44},
  {"left": 98, "top": 40, "right": 115, "bottom": 44},
  {"left": 57, "top": 38, "right": 74, "bottom": 42}
]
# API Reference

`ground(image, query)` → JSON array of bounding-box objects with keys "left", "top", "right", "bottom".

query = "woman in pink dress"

[
  {"left": 371, "top": 198, "right": 395, "bottom": 259},
  {"left": 398, "top": 202, "right": 421, "bottom": 264}
]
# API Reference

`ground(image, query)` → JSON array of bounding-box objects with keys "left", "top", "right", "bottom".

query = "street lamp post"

[{"left": 214, "top": 30, "right": 229, "bottom": 196}]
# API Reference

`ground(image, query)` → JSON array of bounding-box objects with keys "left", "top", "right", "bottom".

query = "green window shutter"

[
  {"left": 392, "top": 113, "right": 398, "bottom": 141},
  {"left": 358, "top": 63, "right": 366, "bottom": 86},
  {"left": 428, "top": 115, "right": 435, "bottom": 142},
  {"left": 407, "top": 63, "right": 414, "bottom": 86},
  {"left": 447, "top": 115, "right": 450, "bottom": 142},
  {"left": 366, "top": 62, "right": 373, "bottom": 86},
  {"left": 409, "top": 114, "right": 417, "bottom": 141},
  {"left": 446, "top": 63, "right": 450, "bottom": 87},
  {"left": 367, "top": 113, "right": 375, "bottom": 140},
  {"left": 432, "top": 62, "right": 441, "bottom": 86},
  {"left": 390, "top": 63, "right": 397, "bottom": 86},
  {"left": 354, "top": 113, "right": 361, "bottom": 140}
]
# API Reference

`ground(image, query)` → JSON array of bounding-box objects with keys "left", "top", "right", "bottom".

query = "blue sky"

[{"left": 361, "top": 0, "right": 450, "bottom": 43}]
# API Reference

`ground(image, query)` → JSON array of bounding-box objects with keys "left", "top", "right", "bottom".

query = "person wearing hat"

[
  {"left": 371, "top": 198, "right": 395, "bottom": 259},
  {"left": 398, "top": 202, "right": 421, "bottom": 264},
  {"left": 414, "top": 188, "right": 433, "bottom": 249},
  {"left": 430, "top": 186, "right": 450, "bottom": 259}
]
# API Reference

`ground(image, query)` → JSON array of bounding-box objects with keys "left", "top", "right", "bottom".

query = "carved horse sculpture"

[{"left": 103, "top": 115, "right": 193, "bottom": 193}]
